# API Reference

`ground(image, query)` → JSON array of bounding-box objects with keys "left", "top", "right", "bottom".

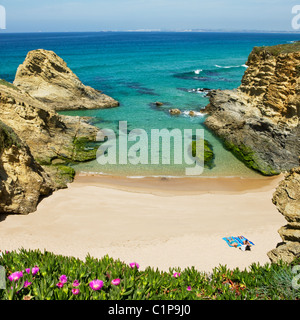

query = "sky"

[{"left": 0, "top": 0, "right": 300, "bottom": 33}]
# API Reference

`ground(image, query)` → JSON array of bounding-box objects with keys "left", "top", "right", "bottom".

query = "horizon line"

[{"left": 1, "top": 29, "right": 300, "bottom": 34}]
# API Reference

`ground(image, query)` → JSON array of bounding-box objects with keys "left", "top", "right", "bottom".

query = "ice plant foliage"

[{"left": 2, "top": 249, "right": 297, "bottom": 300}]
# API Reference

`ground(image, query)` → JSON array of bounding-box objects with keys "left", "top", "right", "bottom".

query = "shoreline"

[
  {"left": 0, "top": 173, "right": 286, "bottom": 273},
  {"left": 74, "top": 172, "right": 284, "bottom": 195}
]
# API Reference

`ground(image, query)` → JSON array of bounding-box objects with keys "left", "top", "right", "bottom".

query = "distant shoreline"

[{"left": 1, "top": 30, "right": 300, "bottom": 35}]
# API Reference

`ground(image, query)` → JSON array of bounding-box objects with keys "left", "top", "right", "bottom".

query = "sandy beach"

[{"left": 0, "top": 174, "right": 286, "bottom": 273}]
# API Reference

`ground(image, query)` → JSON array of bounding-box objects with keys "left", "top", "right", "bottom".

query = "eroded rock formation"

[
  {"left": 0, "top": 120, "right": 54, "bottom": 214},
  {"left": 13, "top": 49, "right": 119, "bottom": 111},
  {"left": 0, "top": 49, "right": 114, "bottom": 214},
  {"left": 204, "top": 42, "right": 300, "bottom": 175},
  {"left": 268, "top": 165, "right": 300, "bottom": 263}
]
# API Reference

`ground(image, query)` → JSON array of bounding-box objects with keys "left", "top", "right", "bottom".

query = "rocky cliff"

[
  {"left": 0, "top": 80, "right": 102, "bottom": 190},
  {"left": 0, "top": 49, "right": 110, "bottom": 214},
  {"left": 13, "top": 49, "right": 119, "bottom": 111},
  {"left": 268, "top": 165, "right": 300, "bottom": 263},
  {"left": 204, "top": 42, "right": 300, "bottom": 176},
  {"left": 0, "top": 120, "right": 54, "bottom": 214}
]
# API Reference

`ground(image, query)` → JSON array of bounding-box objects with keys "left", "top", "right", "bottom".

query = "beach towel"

[{"left": 223, "top": 236, "right": 254, "bottom": 248}]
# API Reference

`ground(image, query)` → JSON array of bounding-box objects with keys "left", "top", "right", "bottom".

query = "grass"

[
  {"left": 251, "top": 41, "right": 300, "bottom": 57},
  {"left": 0, "top": 249, "right": 299, "bottom": 300},
  {"left": 0, "top": 79, "right": 19, "bottom": 91}
]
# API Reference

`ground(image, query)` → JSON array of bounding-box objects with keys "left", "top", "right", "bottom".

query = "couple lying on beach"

[{"left": 223, "top": 236, "right": 254, "bottom": 251}]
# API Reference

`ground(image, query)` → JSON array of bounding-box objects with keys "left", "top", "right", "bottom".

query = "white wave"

[
  {"left": 215, "top": 64, "right": 247, "bottom": 69},
  {"left": 194, "top": 69, "right": 203, "bottom": 74},
  {"left": 182, "top": 110, "right": 205, "bottom": 117}
]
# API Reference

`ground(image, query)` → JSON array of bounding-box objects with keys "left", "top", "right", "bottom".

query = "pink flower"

[
  {"left": 72, "top": 288, "right": 80, "bottom": 295},
  {"left": 25, "top": 268, "right": 31, "bottom": 274},
  {"left": 89, "top": 280, "right": 104, "bottom": 291},
  {"left": 59, "top": 275, "right": 67, "bottom": 284},
  {"left": 187, "top": 286, "right": 192, "bottom": 291},
  {"left": 111, "top": 278, "right": 121, "bottom": 286},
  {"left": 24, "top": 280, "right": 32, "bottom": 289},
  {"left": 8, "top": 271, "right": 23, "bottom": 282},
  {"left": 32, "top": 266, "right": 39, "bottom": 276},
  {"left": 173, "top": 272, "right": 181, "bottom": 278},
  {"left": 73, "top": 280, "right": 80, "bottom": 287},
  {"left": 129, "top": 262, "right": 140, "bottom": 269},
  {"left": 56, "top": 282, "right": 64, "bottom": 288}
]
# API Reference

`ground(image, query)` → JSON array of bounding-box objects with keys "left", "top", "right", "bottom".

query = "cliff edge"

[{"left": 204, "top": 42, "right": 300, "bottom": 175}]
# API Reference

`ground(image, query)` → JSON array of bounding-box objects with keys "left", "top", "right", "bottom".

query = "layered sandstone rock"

[
  {"left": 204, "top": 42, "right": 300, "bottom": 175},
  {"left": 268, "top": 165, "right": 300, "bottom": 263},
  {"left": 13, "top": 49, "right": 119, "bottom": 111},
  {"left": 0, "top": 120, "right": 54, "bottom": 214},
  {"left": 0, "top": 80, "right": 101, "bottom": 190}
]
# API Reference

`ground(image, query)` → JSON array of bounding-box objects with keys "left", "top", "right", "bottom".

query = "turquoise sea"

[{"left": 0, "top": 32, "right": 299, "bottom": 177}]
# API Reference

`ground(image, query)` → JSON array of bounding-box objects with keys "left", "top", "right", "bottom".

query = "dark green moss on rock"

[
  {"left": 224, "top": 141, "right": 280, "bottom": 176},
  {"left": 42, "top": 164, "right": 75, "bottom": 189},
  {"left": 191, "top": 139, "right": 215, "bottom": 168},
  {"left": 0, "top": 121, "right": 22, "bottom": 150},
  {"left": 72, "top": 137, "right": 99, "bottom": 162}
]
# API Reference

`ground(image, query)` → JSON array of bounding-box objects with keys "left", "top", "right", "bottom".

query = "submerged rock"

[
  {"left": 13, "top": 49, "right": 119, "bottom": 111},
  {"left": 268, "top": 165, "right": 300, "bottom": 263},
  {"left": 204, "top": 42, "right": 300, "bottom": 176}
]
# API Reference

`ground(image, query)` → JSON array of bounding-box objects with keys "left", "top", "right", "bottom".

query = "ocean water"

[{"left": 0, "top": 32, "right": 299, "bottom": 177}]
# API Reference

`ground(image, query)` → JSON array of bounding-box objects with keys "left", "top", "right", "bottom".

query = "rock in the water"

[
  {"left": 13, "top": 49, "right": 119, "bottom": 111},
  {"left": 0, "top": 120, "right": 54, "bottom": 214},
  {"left": 169, "top": 108, "right": 181, "bottom": 115},
  {"left": 268, "top": 165, "right": 300, "bottom": 263},
  {"left": 204, "top": 42, "right": 300, "bottom": 176}
]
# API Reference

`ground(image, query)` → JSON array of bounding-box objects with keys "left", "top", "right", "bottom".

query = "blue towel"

[{"left": 223, "top": 236, "right": 254, "bottom": 248}]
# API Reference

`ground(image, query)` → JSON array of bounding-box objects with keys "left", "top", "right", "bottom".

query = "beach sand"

[{"left": 0, "top": 174, "right": 286, "bottom": 273}]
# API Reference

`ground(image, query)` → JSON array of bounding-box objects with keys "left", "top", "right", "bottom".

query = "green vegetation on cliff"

[
  {"left": 0, "top": 121, "right": 22, "bottom": 150},
  {"left": 252, "top": 41, "right": 300, "bottom": 57}
]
